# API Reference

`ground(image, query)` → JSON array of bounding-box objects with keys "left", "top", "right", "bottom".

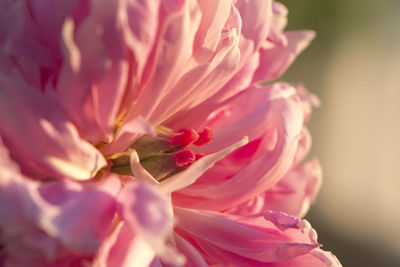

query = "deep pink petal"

[{"left": 174, "top": 83, "right": 304, "bottom": 211}]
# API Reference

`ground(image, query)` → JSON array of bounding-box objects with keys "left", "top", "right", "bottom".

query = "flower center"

[{"left": 110, "top": 127, "right": 212, "bottom": 181}]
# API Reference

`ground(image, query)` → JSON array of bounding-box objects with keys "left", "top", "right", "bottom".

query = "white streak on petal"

[
  {"left": 158, "top": 136, "right": 248, "bottom": 193},
  {"left": 129, "top": 149, "right": 159, "bottom": 185},
  {"left": 62, "top": 18, "right": 81, "bottom": 73},
  {"left": 45, "top": 156, "right": 93, "bottom": 181}
]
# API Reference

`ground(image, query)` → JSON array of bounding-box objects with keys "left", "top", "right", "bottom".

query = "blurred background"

[{"left": 279, "top": 0, "right": 400, "bottom": 266}]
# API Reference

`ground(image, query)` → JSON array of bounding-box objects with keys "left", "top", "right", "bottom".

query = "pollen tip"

[
  {"left": 194, "top": 127, "right": 213, "bottom": 146},
  {"left": 171, "top": 128, "right": 199, "bottom": 147},
  {"left": 173, "top": 150, "right": 195, "bottom": 166}
]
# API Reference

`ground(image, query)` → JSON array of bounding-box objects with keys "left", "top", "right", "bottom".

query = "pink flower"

[{"left": 0, "top": 0, "right": 340, "bottom": 266}]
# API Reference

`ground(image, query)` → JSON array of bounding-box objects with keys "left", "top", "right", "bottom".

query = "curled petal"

[
  {"left": 235, "top": 0, "right": 272, "bottom": 50},
  {"left": 269, "top": 248, "right": 342, "bottom": 267},
  {"left": 175, "top": 208, "right": 321, "bottom": 264},
  {"left": 264, "top": 159, "right": 322, "bottom": 217},
  {"left": 253, "top": 30, "right": 316, "bottom": 83}
]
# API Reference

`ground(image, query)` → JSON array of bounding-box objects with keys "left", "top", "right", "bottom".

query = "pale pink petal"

[
  {"left": 129, "top": 0, "right": 202, "bottom": 123},
  {"left": 0, "top": 140, "right": 116, "bottom": 264},
  {"left": 117, "top": 0, "right": 161, "bottom": 110},
  {"left": 0, "top": 141, "right": 59, "bottom": 265},
  {"left": 269, "top": 248, "right": 342, "bottom": 267},
  {"left": 194, "top": 0, "right": 233, "bottom": 59},
  {"left": 158, "top": 136, "right": 248, "bottom": 194},
  {"left": 120, "top": 0, "right": 160, "bottom": 81},
  {"left": 253, "top": 30, "right": 316, "bottom": 83},
  {"left": 296, "top": 84, "right": 321, "bottom": 123},
  {"left": 94, "top": 221, "right": 156, "bottom": 267},
  {"left": 235, "top": 0, "right": 272, "bottom": 50},
  {"left": 56, "top": 2, "right": 129, "bottom": 143},
  {"left": 0, "top": 76, "right": 106, "bottom": 180},
  {"left": 163, "top": 51, "right": 260, "bottom": 131},
  {"left": 117, "top": 181, "right": 184, "bottom": 265},
  {"left": 271, "top": 2, "right": 288, "bottom": 33},
  {"left": 263, "top": 159, "right": 322, "bottom": 217},
  {"left": 101, "top": 116, "right": 156, "bottom": 155},
  {"left": 150, "top": 5, "right": 242, "bottom": 125},
  {"left": 175, "top": 208, "right": 320, "bottom": 264},
  {"left": 38, "top": 174, "right": 121, "bottom": 254},
  {"left": 292, "top": 128, "right": 312, "bottom": 167},
  {"left": 118, "top": 182, "right": 172, "bottom": 241},
  {"left": 129, "top": 150, "right": 159, "bottom": 185}
]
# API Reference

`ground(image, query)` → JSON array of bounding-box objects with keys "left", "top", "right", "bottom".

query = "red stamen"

[
  {"left": 173, "top": 150, "right": 195, "bottom": 166},
  {"left": 171, "top": 128, "right": 199, "bottom": 147},
  {"left": 195, "top": 153, "right": 205, "bottom": 160},
  {"left": 194, "top": 127, "right": 213, "bottom": 146}
]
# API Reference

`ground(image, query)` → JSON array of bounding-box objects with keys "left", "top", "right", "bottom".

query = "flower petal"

[
  {"left": 117, "top": 181, "right": 184, "bottom": 265},
  {"left": 158, "top": 136, "right": 248, "bottom": 194},
  {"left": 235, "top": 0, "right": 272, "bottom": 50},
  {"left": 0, "top": 140, "right": 119, "bottom": 264},
  {"left": 174, "top": 83, "right": 304, "bottom": 211},
  {"left": 101, "top": 116, "right": 156, "bottom": 155},
  {"left": 94, "top": 221, "right": 156, "bottom": 267},
  {"left": 253, "top": 30, "right": 316, "bottom": 83},
  {"left": 57, "top": 2, "right": 129, "bottom": 143},
  {"left": 38, "top": 174, "right": 121, "bottom": 254},
  {"left": 175, "top": 208, "right": 320, "bottom": 264},
  {"left": 228, "top": 159, "right": 322, "bottom": 218},
  {"left": 0, "top": 76, "right": 106, "bottom": 180}
]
